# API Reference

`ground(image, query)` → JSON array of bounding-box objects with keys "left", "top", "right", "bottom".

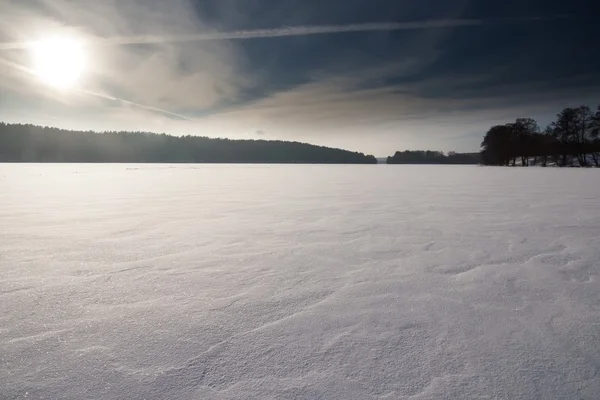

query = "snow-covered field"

[{"left": 1, "top": 164, "right": 599, "bottom": 399}]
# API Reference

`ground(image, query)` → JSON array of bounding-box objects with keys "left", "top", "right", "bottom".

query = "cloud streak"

[
  {"left": 101, "top": 19, "right": 485, "bottom": 45},
  {"left": 81, "top": 90, "right": 193, "bottom": 121},
  {"left": 0, "top": 16, "right": 569, "bottom": 50}
]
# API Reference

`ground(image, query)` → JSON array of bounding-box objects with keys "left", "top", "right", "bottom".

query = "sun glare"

[{"left": 30, "top": 36, "right": 86, "bottom": 90}]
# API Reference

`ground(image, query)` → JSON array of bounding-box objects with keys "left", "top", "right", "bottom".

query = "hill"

[{"left": 0, "top": 123, "right": 377, "bottom": 164}]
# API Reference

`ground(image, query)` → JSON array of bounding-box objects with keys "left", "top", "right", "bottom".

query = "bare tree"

[
  {"left": 551, "top": 108, "right": 578, "bottom": 166},
  {"left": 574, "top": 106, "right": 593, "bottom": 166},
  {"left": 591, "top": 105, "right": 600, "bottom": 167},
  {"left": 511, "top": 118, "right": 539, "bottom": 166}
]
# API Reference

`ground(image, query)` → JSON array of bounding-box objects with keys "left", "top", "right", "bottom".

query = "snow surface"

[{"left": 1, "top": 164, "right": 600, "bottom": 399}]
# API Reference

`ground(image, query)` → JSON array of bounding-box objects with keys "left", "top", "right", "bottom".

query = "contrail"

[
  {"left": 0, "top": 56, "right": 35, "bottom": 73},
  {"left": 102, "top": 19, "right": 484, "bottom": 45},
  {"left": 82, "top": 90, "right": 193, "bottom": 121},
  {"left": 0, "top": 16, "right": 568, "bottom": 50}
]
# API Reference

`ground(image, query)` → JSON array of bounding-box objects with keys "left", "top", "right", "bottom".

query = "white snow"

[{"left": 1, "top": 164, "right": 599, "bottom": 399}]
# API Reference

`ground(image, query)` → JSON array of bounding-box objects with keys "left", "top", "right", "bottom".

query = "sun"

[{"left": 30, "top": 36, "right": 86, "bottom": 90}]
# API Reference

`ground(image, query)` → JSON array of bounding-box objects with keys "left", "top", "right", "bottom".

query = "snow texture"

[{"left": 1, "top": 164, "right": 599, "bottom": 399}]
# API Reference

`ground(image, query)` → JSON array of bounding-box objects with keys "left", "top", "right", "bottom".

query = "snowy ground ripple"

[{"left": 1, "top": 164, "right": 599, "bottom": 399}]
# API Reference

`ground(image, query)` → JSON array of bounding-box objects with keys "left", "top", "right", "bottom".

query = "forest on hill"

[
  {"left": 480, "top": 104, "right": 600, "bottom": 167},
  {"left": 0, "top": 123, "right": 377, "bottom": 164}
]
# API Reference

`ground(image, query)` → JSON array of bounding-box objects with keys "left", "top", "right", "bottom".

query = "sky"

[{"left": 0, "top": 0, "right": 599, "bottom": 156}]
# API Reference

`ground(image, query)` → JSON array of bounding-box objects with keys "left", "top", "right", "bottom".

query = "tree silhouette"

[
  {"left": 591, "top": 105, "right": 600, "bottom": 167},
  {"left": 480, "top": 124, "right": 515, "bottom": 166},
  {"left": 480, "top": 104, "right": 600, "bottom": 167},
  {"left": 574, "top": 106, "right": 594, "bottom": 167},
  {"left": 550, "top": 108, "right": 579, "bottom": 166},
  {"left": 511, "top": 118, "right": 539, "bottom": 166},
  {"left": 386, "top": 150, "right": 479, "bottom": 164}
]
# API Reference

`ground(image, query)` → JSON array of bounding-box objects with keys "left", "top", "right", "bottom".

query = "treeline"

[
  {"left": 0, "top": 123, "right": 377, "bottom": 164},
  {"left": 386, "top": 150, "right": 480, "bottom": 164},
  {"left": 481, "top": 105, "right": 600, "bottom": 167}
]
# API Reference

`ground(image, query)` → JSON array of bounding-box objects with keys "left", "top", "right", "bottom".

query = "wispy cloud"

[
  {"left": 0, "top": 16, "right": 570, "bottom": 50},
  {"left": 0, "top": 0, "right": 247, "bottom": 113}
]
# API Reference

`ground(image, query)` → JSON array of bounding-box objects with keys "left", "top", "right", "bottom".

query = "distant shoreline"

[{"left": 0, "top": 123, "right": 377, "bottom": 164}]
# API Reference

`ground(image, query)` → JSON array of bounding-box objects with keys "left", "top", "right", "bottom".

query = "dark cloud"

[{"left": 1, "top": 0, "right": 598, "bottom": 155}]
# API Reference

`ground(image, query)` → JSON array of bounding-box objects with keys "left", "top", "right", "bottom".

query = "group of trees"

[
  {"left": 386, "top": 150, "right": 479, "bottom": 164},
  {"left": 8, "top": 109, "right": 600, "bottom": 166},
  {"left": 481, "top": 105, "right": 600, "bottom": 167},
  {"left": 0, "top": 123, "right": 377, "bottom": 164}
]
